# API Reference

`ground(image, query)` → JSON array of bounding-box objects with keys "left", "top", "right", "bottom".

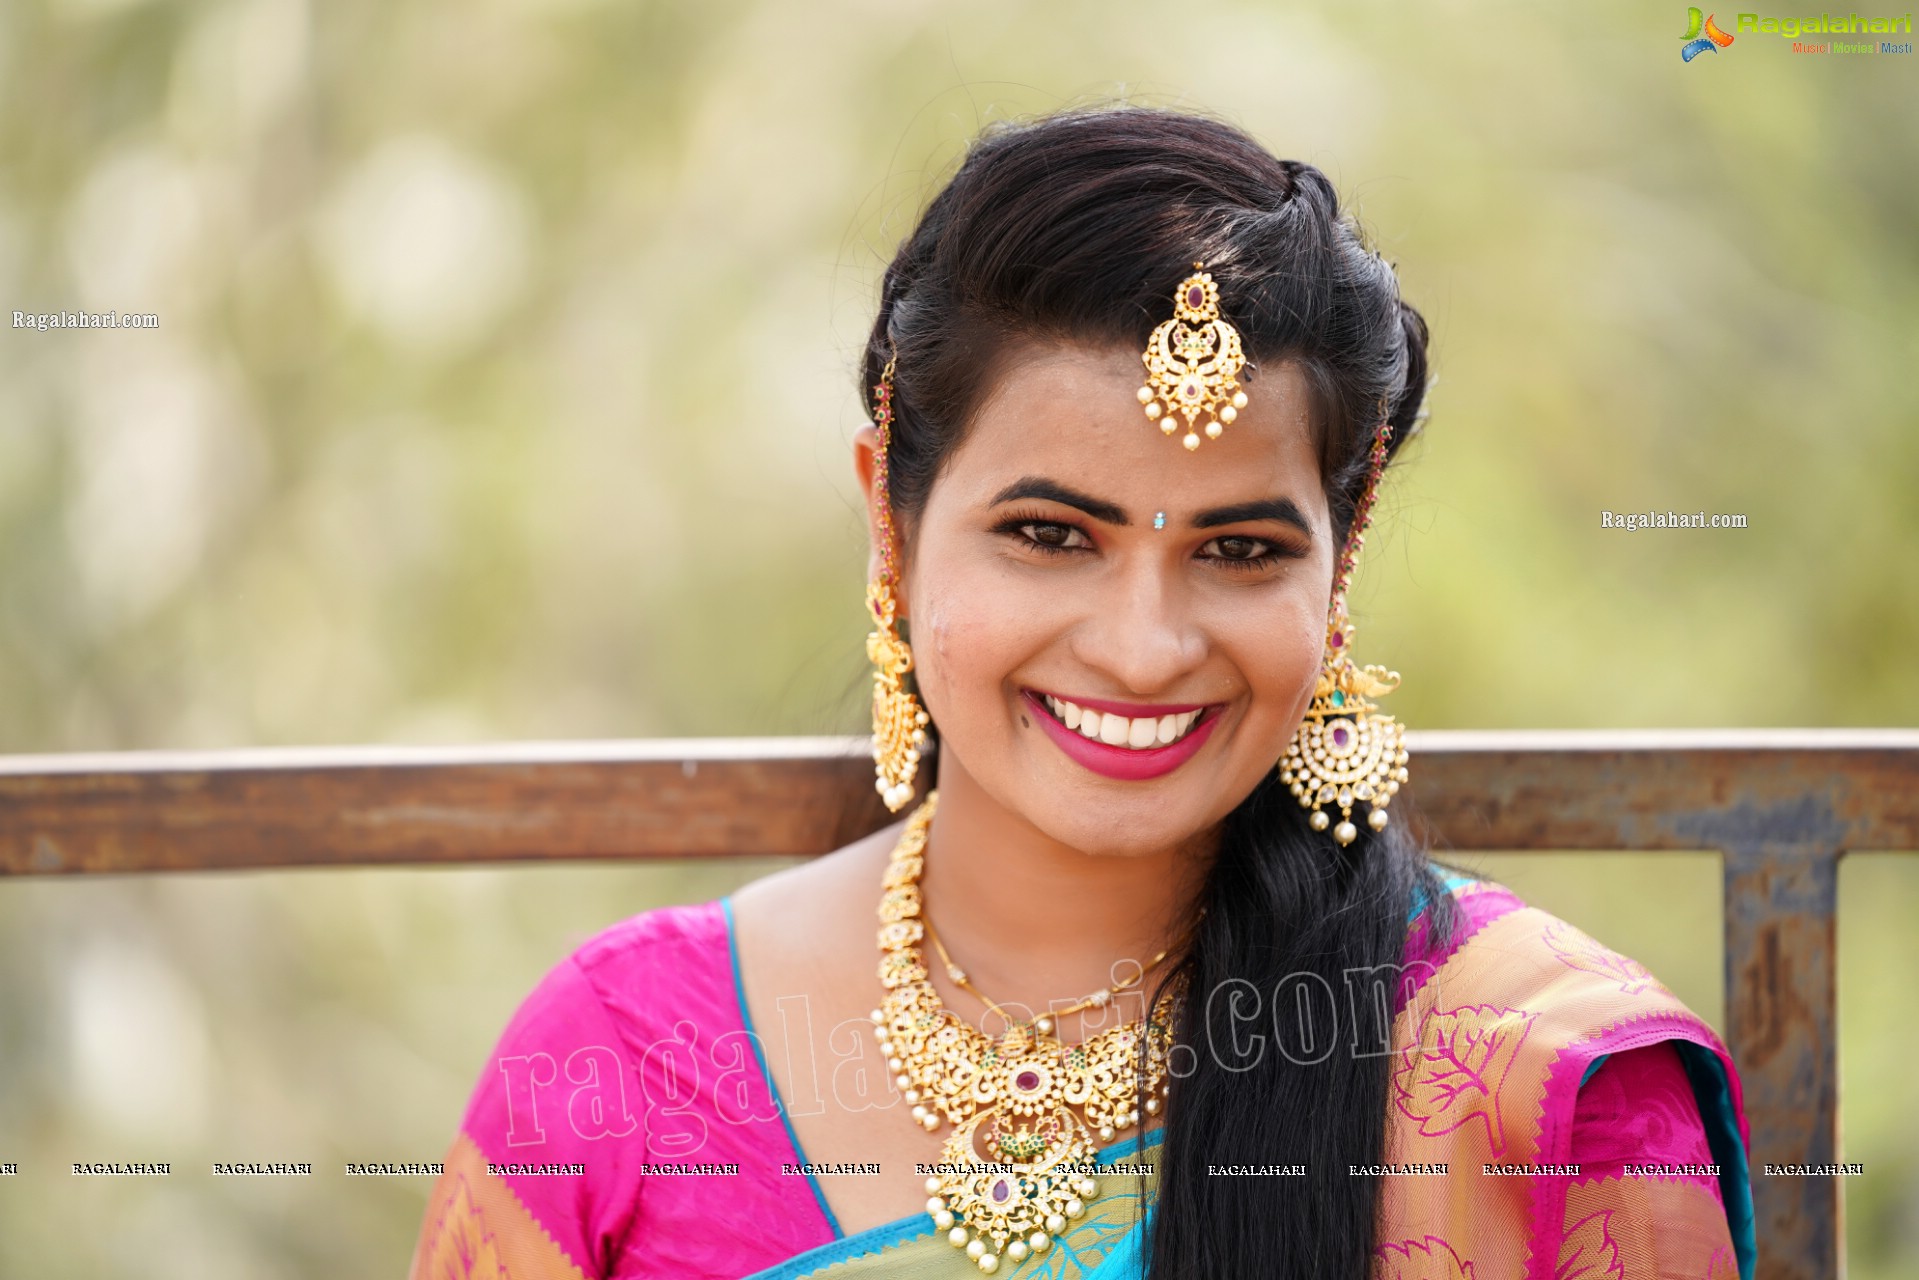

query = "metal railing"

[{"left": 3, "top": 727, "right": 1915, "bottom": 1280}]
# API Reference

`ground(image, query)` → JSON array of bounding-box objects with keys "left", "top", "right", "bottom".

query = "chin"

[{"left": 1023, "top": 787, "right": 1210, "bottom": 858}]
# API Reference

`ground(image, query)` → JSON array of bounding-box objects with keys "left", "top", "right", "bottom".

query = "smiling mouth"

[{"left": 1031, "top": 691, "right": 1213, "bottom": 751}]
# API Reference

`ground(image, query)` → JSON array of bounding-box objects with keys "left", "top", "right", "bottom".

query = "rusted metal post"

[{"left": 1722, "top": 842, "right": 1841, "bottom": 1280}]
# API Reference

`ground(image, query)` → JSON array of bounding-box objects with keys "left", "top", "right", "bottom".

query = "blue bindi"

[{"left": 1153, "top": 511, "right": 1166, "bottom": 530}]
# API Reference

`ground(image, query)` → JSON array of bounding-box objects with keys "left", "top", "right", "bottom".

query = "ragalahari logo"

[{"left": 1682, "top": 8, "right": 1737, "bottom": 58}]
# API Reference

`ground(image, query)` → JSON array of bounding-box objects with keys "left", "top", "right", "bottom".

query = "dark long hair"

[{"left": 861, "top": 106, "right": 1461, "bottom": 1278}]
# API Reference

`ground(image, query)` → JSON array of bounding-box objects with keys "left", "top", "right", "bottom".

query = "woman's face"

[{"left": 857, "top": 343, "right": 1335, "bottom": 859}]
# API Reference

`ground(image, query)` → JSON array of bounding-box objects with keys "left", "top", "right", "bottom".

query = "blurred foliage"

[{"left": 0, "top": 0, "right": 1913, "bottom": 1274}]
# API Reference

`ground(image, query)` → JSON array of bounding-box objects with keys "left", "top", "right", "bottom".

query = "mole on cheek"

[{"left": 1019, "top": 714, "right": 1030, "bottom": 728}]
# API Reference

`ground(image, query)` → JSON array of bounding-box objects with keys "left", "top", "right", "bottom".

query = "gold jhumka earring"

[
  {"left": 1279, "top": 401, "right": 1410, "bottom": 846},
  {"left": 867, "top": 354, "right": 931, "bottom": 813}
]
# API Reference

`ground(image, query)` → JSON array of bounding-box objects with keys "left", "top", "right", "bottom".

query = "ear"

[{"left": 852, "top": 425, "right": 909, "bottom": 618}]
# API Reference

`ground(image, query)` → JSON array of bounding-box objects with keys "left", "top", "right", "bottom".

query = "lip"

[{"left": 1020, "top": 688, "right": 1223, "bottom": 782}]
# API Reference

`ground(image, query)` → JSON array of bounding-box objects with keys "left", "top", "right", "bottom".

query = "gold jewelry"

[
  {"left": 1136, "top": 263, "right": 1249, "bottom": 451},
  {"left": 873, "top": 790, "right": 1182, "bottom": 1273},
  {"left": 921, "top": 911, "right": 1173, "bottom": 1026},
  {"left": 867, "top": 355, "right": 931, "bottom": 813},
  {"left": 1280, "top": 404, "right": 1409, "bottom": 846}
]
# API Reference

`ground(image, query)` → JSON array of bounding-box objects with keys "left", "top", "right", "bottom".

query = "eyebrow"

[{"left": 988, "top": 477, "right": 1317, "bottom": 538}]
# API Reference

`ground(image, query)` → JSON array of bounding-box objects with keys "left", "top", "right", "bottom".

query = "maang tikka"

[
  {"left": 1137, "top": 263, "right": 1248, "bottom": 451},
  {"left": 866, "top": 354, "right": 931, "bottom": 812},
  {"left": 1279, "top": 400, "right": 1409, "bottom": 846}
]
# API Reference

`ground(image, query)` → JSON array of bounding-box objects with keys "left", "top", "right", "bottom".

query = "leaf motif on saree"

[
  {"left": 416, "top": 1175, "right": 511, "bottom": 1280},
  {"left": 1556, "top": 1209, "right": 1626, "bottom": 1280},
  {"left": 1542, "top": 921, "right": 1665, "bottom": 996},
  {"left": 1372, "top": 1233, "right": 1476, "bottom": 1279},
  {"left": 1392, "top": 1004, "right": 1537, "bottom": 1157}
]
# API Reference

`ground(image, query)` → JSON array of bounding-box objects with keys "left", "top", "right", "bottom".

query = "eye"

[
  {"left": 1208, "top": 536, "right": 1266, "bottom": 560},
  {"left": 1200, "top": 535, "right": 1303, "bottom": 572},
  {"left": 1010, "top": 521, "right": 1092, "bottom": 554}
]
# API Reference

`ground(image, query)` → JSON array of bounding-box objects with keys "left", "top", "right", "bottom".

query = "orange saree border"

[{"left": 409, "top": 1131, "right": 590, "bottom": 1280}]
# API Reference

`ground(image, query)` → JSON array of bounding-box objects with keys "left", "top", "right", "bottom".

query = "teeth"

[{"left": 1037, "top": 694, "right": 1205, "bottom": 752}]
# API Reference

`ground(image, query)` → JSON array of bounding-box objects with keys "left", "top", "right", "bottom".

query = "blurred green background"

[{"left": 0, "top": 0, "right": 1913, "bottom": 1274}]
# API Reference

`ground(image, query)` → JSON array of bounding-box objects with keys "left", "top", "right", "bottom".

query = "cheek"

[
  {"left": 1251, "top": 599, "right": 1328, "bottom": 722},
  {"left": 912, "top": 580, "right": 1021, "bottom": 711}
]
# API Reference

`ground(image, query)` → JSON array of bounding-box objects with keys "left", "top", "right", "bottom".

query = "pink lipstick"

[{"left": 1020, "top": 689, "right": 1222, "bottom": 781}]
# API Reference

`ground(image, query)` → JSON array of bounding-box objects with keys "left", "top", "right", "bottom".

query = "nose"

[{"left": 1067, "top": 555, "right": 1206, "bottom": 697}]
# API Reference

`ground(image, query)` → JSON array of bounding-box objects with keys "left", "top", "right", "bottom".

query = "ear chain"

[
  {"left": 1280, "top": 396, "right": 1409, "bottom": 845},
  {"left": 866, "top": 354, "right": 932, "bottom": 812}
]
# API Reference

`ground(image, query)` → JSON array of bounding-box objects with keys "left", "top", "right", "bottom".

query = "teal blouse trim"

[
  {"left": 1674, "top": 1040, "right": 1758, "bottom": 1280},
  {"left": 722, "top": 895, "right": 844, "bottom": 1238},
  {"left": 1408, "top": 865, "right": 1480, "bottom": 924}
]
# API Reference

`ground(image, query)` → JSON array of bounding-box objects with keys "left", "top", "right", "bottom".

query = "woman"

[{"left": 408, "top": 107, "right": 1754, "bottom": 1280}]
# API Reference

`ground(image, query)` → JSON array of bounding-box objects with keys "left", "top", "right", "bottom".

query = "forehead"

[{"left": 932, "top": 344, "right": 1328, "bottom": 519}]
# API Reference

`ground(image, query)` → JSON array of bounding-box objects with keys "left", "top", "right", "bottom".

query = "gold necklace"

[
  {"left": 921, "top": 912, "right": 1172, "bottom": 1025},
  {"left": 871, "top": 790, "right": 1184, "bottom": 1274}
]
